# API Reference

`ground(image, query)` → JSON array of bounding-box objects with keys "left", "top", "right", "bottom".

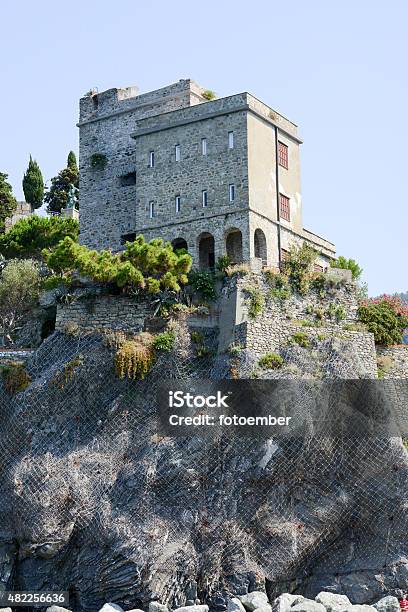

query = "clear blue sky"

[{"left": 1, "top": 0, "right": 407, "bottom": 296}]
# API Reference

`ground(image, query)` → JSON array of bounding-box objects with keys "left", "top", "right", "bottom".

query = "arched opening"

[
  {"left": 254, "top": 228, "right": 267, "bottom": 265},
  {"left": 225, "top": 228, "right": 243, "bottom": 264},
  {"left": 198, "top": 233, "right": 215, "bottom": 270},
  {"left": 172, "top": 237, "right": 188, "bottom": 254}
]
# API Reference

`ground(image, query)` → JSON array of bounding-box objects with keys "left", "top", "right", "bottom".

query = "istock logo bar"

[{"left": 157, "top": 380, "right": 408, "bottom": 439}]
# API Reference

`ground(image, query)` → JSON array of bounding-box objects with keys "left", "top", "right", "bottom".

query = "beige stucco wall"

[{"left": 247, "top": 113, "right": 303, "bottom": 235}]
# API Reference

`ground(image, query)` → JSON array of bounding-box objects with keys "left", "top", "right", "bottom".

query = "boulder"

[
  {"left": 253, "top": 607, "right": 272, "bottom": 612},
  {"left": 239, "top": 592, "right": 269, "bottom": 612},
  {"left": 46, "top": 607, "right": 72, "bottom": 612},
  {"left": 291, "top": 600, "right": 326, "bottom": 612},
  {"left": 348, "top": 608, "right": 377, "bottom": 612},
  {"left": 273, "top": 594, "right": 305, "bottom": 612},
  {"left": 174, "top": 606, "right": 208, "bottom": 612},
  {"left": 228, "top": 599, "right": 247, "bottom": 612},
  {"left": 98, "top": 605, "right": 124, "bottom": 612},
  {"left": 0, "top": 608, "right": 13, "bottom": 612},
  {"left": 150, "top": 604, "right": 169, "bottom": 612},
  {"left": 373, "top": 598, "right": 400, "bottom": 612},
  {"left": 315, "top": 593, "right": 351, "bottom": 612}
]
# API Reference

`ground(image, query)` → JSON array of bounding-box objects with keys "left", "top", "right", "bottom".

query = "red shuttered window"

[
  {"left": 279, "top": 194, "right": 290, "bottom": 221},
  {"left": 278, "top": 141, "right": 288, "bottom": 169}
]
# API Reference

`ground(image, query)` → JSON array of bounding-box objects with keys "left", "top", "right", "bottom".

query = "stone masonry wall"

[
  {"left": 78, "top": 80, "right": 208, "bottom": 250},
  {"left": 376, "top": 345, "right": 408, "bottom": 379},
  {"left": 232, "top": 274, "right": 378, "bottom": 378},
  {"left": 56, "top": 295, "right": 151, "bottom": 332},
  {"left": 132, "top": 109, "right": 249, "bottom": 265}
]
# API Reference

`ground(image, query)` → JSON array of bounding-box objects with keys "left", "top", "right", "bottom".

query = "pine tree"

[
  {"left": 0, "top": 172, "right": 17, "bottom": 233},
  {"left": 22, "top": 155, "right": 44, "bottom": 210},
  {"left": 44, "top": 151, "right": 79, "bottom": 215},
  {"left": 67, "top": 150, "right": 77, "bottom": 170}
]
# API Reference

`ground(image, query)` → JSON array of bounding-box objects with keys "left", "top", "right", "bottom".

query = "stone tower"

[{"left": 78, "top": 79, "right": 335, "bottom": 268}]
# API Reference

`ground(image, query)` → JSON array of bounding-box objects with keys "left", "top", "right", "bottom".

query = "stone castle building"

[{"left": 78, "top": 79, "right": 335, "bottom": 269}]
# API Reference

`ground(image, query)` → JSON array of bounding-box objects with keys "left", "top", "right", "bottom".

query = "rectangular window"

[
  {"left": 281, "top": 248, "right": 290, "bottom": 262},
  {"left": 228, "top": 131, "right": 234, "bottom": 149},
  {"left": 229, "top": 183, "right": 235, "bottom": 202},
  {"left": 202, "top": 190, "right": 208, "bottom": 208},
  {"left": 279, "top": 193, "right": 290, "bottom": 221},
  {"left": 175, "top": 144, "right": 181, "bottom": 162},
  {"left": 175, "top": 195, "right": 181, "bottom": 213},
  {"left": 149, "top": 201, "right": 155, "bottom": 218},
  {"left": 201, "top": 138, "right": 207, "bottom": 155},
  {"left": 278, "top": 141, "right": 288, "bottom": 169},
  {"left": 119, "top": 171, "right": 136, "bottom": 187},
  {"left": 149, "top": 151, "right": 155, "bottom": 168},
  {"left": 120, "top": 232, "right": 136, "bottom": 245}
]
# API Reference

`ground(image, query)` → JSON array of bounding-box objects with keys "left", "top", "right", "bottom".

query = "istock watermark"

[{"left": 156, "top": 380, "right": 408, "bottom": 439}]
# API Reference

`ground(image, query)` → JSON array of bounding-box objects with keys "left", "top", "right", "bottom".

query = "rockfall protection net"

[{"left": 0, "top": 319, "right": 407, "bottom": 611}]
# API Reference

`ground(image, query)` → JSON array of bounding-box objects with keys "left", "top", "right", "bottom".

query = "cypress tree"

[
  {"left": 0, "top": 172, "right": 17, "bottom": 233},
  {"left": 22, "top": 155, "right": 45, "bottom": 210},
  {"left": 67, "top": 150, "right": 78, "bottom": 170}
]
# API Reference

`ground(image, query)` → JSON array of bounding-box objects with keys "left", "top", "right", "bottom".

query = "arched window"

[
  {"left": 172, "top": 237, "right": 188, "bottom": 254},
  {"left": 254, "top": 229, "right": 267, "bottom": 265},
  {"left": 225, "top": 228, "right": 243, "bottom": 264},
  {"left": 198, "top": 233, "right": 215, "bottom": 270}
]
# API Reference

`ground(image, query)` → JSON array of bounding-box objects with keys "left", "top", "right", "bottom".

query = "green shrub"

[
  {"left": 0, "top": 216, "right": 78, "bottom": 260},
  {"left": 115, "top": 333, "right": 155, "bottom": 380},
  {"left": 301, "top": 319, "right": 320, "bottom": 328},
  {"left": 90, "top": 153, "right": 107, "bottom": 169},
  {"left": 196, "top": 346, "right": 213, "bottom": 358},
  {"left": 267, "top": 272, "right": 291, "bottom": 301},
  {"left": 270, "top": 286, "right": 291, "bottom": 301},
  {"left": 225, "top": 263, "right": 250, "bottom": 277},
  {"left": 331, "top": 256, "right": 362, "bottom": 281},
  {"left": 229, "top": 343, "right": 243, "bottom": 356},
  {"left": 42, "top": 275, "right": 71, "bottom": 290},
  {"left": 0, "top": 259, "right": 41, "bottom": 345},
  {"left": 216, "top": 255, "right": 231, "bottom": 275},
  {"left": 1, "top": 362, "right": 31, "bottom": 395},
  {"left": 202, "top": 89, "right": 217, "bottom": 100},
  {"left": 327, "top": 302, "right": 346, "bottom": 322},
  {"left": 358, "top": 300, "right": 408, "bottom": 346},
  {"left": 316, "top": 308, "right": 325, "bottom": 320},
  {"left": 310, "top": 273, "right": 327, "bottom": 297},
  {"left": 44, "top": 235, "right": 192, "bottom": 294},
  {"left": 291, "top": 331, "right": 311, "bottom": 348},
  {"left": 188, "top": 270, "right": 216, "bottom": 301},
  {"left": 343, "top": 322, "right": 367, "bottom": 332},
  {"left": 263, "top": 268, "right": 279, "bottom": 285},
  {"left": 191, "top": 331, "right": 205, "bottom": 344},
  {"left": 245, "top": 286, "right": 265, "bottom": 319},
  {"left": 51, "top": 355, "right": 84, "bottom": 389},
  {"left": 153, "top": 331, "right": 176, "bottom": 351},
  {"left": 377, "top": 355, "right": 394, "bottom": 379},
  {"left": 258, "top": 352, "right": 284, "bottom": 369},
  {"left": 282, "top": 243, "right": 317, "bottom": 295}
]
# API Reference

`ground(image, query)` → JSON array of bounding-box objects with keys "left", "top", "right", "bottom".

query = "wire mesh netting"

[{"left": 0, "top": 319, "right": 407, "bottom": 611}]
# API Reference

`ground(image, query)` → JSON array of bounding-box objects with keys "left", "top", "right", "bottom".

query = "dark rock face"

[{"left": 0, "top": 330, "right": 407, "bottom": 611}]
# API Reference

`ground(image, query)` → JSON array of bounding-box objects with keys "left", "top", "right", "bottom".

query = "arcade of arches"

[{"left": 173, "top": 228, "right": 269, "bottom": 270}]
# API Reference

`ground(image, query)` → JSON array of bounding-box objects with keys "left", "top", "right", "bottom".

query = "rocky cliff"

[{"left": 0, "top": 321, "right": 407, "bottom": 612}]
